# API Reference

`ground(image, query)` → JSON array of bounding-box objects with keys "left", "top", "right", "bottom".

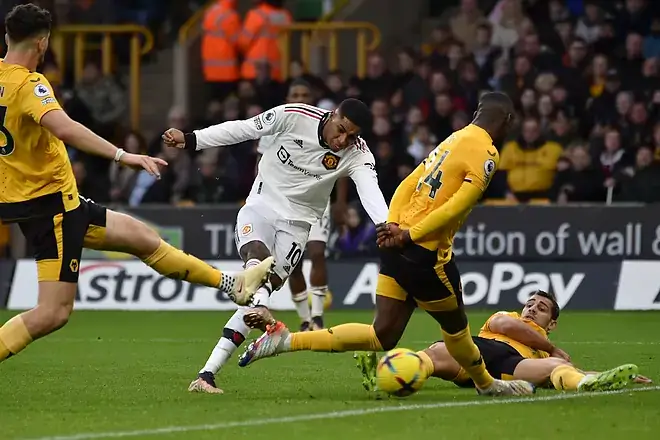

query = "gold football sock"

[
  {"left": 451, "top": 367, "right": 470, "bottom": 383},
  {"left": 0, "top": 315, "right": 33, "bottom": 362},
  {"left": 550, "top": 364, "right": 586, "bottom": 391},
  {"left": 442, "top": 327, "right": 494, "bottom": 389},
  {"left": 142, "top": 240, "right": 221, "bottom": 288},
  {"left": 416, "top": 350, "right": 435, "bottom": 380},
  {"left": 290, "top": 323, "right": 383, "bottom": 352}
]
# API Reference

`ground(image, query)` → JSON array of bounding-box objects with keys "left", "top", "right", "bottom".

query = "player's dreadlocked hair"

[
  {"left": 337, "top": 98, "right": 372, "bottom": 132},
  {"left": 5, "top": 3, "right": 52, "bottom": 43},
  {"left": 534, "top": 290, "right": 560, "bottom": 320}
]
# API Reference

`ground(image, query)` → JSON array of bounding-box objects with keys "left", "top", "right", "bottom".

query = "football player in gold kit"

[
  {"left": 420, "top": 291, "right": 647, "bottom": 392},
  {"left": 0, "top": 4, "right": 273, "bottom": 364},
  {"left": 238, "top": 92, "right": 535, "bottom": 397}
]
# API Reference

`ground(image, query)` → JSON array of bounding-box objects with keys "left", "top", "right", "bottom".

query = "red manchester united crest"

[{"left": 321, "top": 152, "right": 340, "bottom": 170}]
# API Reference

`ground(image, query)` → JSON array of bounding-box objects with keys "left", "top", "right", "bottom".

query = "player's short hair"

[
  {"left": 478, "top": 91, "right": 515, "bottom": 124},
  {"left": 5, "top": 3, "right": 52, "bottom": 43},
  {"left": 534, "top": 290, "right": 560, "bottom": 320},
  {"left": 337, "top": 98, "right": 372, "bottom": 132},
  {"left": 289, "top": 78, "right": 311, "bottom": 91},
  {"left": 479, "top": 91, "right": 514, "bottom": 110}
]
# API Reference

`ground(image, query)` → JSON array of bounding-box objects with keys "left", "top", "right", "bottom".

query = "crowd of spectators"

[{"left": 122, "top": 0, "right": 660, "bottom": 211}]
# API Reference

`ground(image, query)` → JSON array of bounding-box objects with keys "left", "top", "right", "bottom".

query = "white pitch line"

[
  {"left": 21, "top": 386, "right": 660, "bottom": 440},
  {"left": 45, "top": 338, "right": 660, "bottom": 345}
]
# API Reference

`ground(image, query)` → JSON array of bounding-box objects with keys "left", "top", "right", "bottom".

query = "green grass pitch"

[{"left": 0, "top": 309, "right": 658, "bottom": 440}]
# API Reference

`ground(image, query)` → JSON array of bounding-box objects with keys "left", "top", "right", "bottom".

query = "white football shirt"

[{"left": 191, "top": 103, "right": 388, "bottom": 225}]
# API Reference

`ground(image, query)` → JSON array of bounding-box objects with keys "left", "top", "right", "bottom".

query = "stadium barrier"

[
  {"left": 61, "top": 204, "right": 660, "bottom": 261},
  {"left": 3, "top": 259, "right": 659, "bottom": 311}
]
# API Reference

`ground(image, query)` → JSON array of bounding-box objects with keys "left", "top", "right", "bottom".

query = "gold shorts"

[
  {"left": 377, "top": 246, "right": 462, "bottom": 312},
  {"left": 18, "top": 197, "right": 107, "bottom": 282}
]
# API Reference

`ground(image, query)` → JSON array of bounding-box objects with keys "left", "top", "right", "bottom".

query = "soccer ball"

[
  {"left": 308, "top": 289, "right": 333, "bottom": 310},
  {"left": 376, "top": 348, "right": 426, "bottom": 397}
]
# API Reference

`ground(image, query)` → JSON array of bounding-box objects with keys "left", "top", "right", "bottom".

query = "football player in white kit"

[
  {"left": 163, "top": 98, "right": 388, "bottom": 394},
  {"left": 257, "top": 79, "right": 347, "bottom": 332}
]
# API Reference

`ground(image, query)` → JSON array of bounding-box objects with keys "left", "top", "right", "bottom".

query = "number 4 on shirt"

[{"left": 417, "top": 150, "right": 449, "bottom": 199}]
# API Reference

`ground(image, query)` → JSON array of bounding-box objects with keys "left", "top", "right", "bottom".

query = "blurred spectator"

[
  {"left": 586, "top": 69, "right": 623, "bottom": 128},
  {"left": 359, "top": 53, "right": 394, "bottom": 105},
  {"left": 129, "top": 142, "right": 191, "bottom": 206},
  {"left": 499, "top": 116, "right": 564, "bottom": 201},
  {"left": 238, "top": 0, "right": 292, "bottom": 82},
  {"left": 201, "top": 0, "right": 240, "bottom": 102},
  {"left": 253, "top": 61, "right": 284, "bottom": 109},
  {"left": 75, "top": 61, "right": 126, "bottom": 140},
  {"left": 373, "top": 139, "right": 400, "bottom": 202},
  {"left": 551, "top": 144, "right": 606, "bottom": 203},
  {"left": 109, "top": 131, "right": 147, "bottom": 203},
  {"left": 473, "top": 23, "right": 501, "bottom": 84},
  {"left": 599, "top": 128, "right": 633, "bottom": 182},
  {"left": 335, "top": 205, "right": 377, "bottom": 257},
  {"left": 186, "top": 149, "right": 240, "bottom": 204},
  {"left": 500, "top": 55, "right": 533, "bottom": 102},
  {"left": 407, "top": 124, "right": 437, "bottom": 164},
  {"left": 429, "top": 93, "right": 455, "bottom": 142},
  {"left": 576, "top": 1, "right": 604, "bottom": 44},
  {"left": 394, "top": 47, "right": 429, "bottom": 108},
  {"left": 489, "top": 0, "right": 532, "bottom": 52},
  {"left": 325, "top": 70, "right": 346, "bottom": 102},
  {"left": 643, "top": 17, "right": 660, "bottom": 58},
  {"left": 442, "top": 0, "right": 487, "bottom": 52},
  {"left": 421, "top": 25, "right": 456, "bottom": 67},
  {"left": 617, "top": 146, "right": 660, "bottom": 202}
]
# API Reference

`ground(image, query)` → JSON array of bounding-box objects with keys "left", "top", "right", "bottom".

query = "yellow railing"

[
  {"left": 280, "top": 22, "right": 380, "bottom": 78},
  {"left": 178, "top": 0, "right": 216, "bottom": 44},
  {"left": 177, "top": 4, "right": 380, "bottom": 79},
  {"left": 50, "top": 25, "right": 154, "bottom": 130}
]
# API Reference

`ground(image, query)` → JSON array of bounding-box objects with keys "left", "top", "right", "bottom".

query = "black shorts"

[
  {"left": 453, "top": 336, "right": 525, "bottom": 388},
  {"left": 378, "top": 245, "right": 463, "bottom": 312},
  {"left": 18, "top": 197, "right": 107, "bottom": 283}
]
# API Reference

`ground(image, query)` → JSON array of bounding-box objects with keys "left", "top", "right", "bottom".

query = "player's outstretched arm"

[
  {"left": 162, "top": 106, "right": 288, "bottom": 152},
  {"left": 347, "top": 152, "right": 389, "bottom": 225},
  {"left": 41, "top": 110, "right": 167, "bottom": 178},
  {"left": 487, "top": 313, "right": 559, "bottom": 356}
]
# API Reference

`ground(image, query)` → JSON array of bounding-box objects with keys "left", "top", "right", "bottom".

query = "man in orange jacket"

[
  {"left": 201, "top": 0, "right": 241, "bottom": 100},
  {"left": 238, "top": 0, "right": 292, "bottom": 82}
]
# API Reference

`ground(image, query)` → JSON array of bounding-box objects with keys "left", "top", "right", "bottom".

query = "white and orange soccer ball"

[{"left": 376, "top": 348, "right": 427, "bottom": 397}]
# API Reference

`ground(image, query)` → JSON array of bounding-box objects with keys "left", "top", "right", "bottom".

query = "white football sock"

[
  {"left": 250, "top": 285, "right": 271, "bottom": 307},
  {"left": 291, "top": 290, "right": 311, "bottom": 322},
  {"left": 218, "top": 273, "right": 237, "bottom": 293},
  {"left": 310, "top": 285, "right": 328, "bottom": 317},
  {"left": 200, "top": 306, "right": 251, "bottom": 375}
]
